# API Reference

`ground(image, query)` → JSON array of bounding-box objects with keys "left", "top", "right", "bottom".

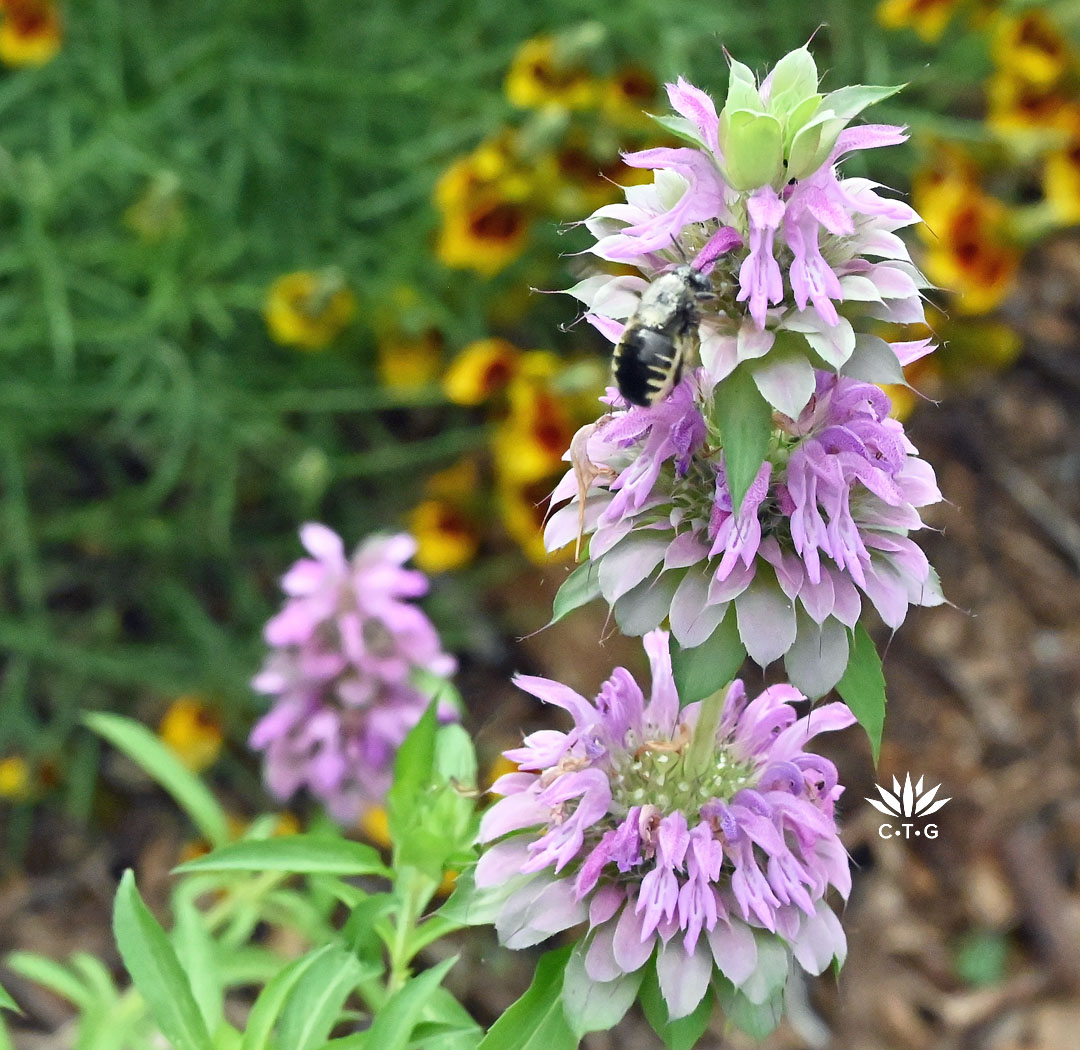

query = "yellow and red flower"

[
  {"left": 443, "top": 337, "right": 522, "bottom": 405},
  {"left": 504, "top": 35, "right": 600, "bottom": 111},
  {"left": 876, "top": 0, "right": 963, "bottom": 43},
  {"left": 0, "top": 0, "right": 61, "bottom": 67},
  {"left": 991, "top": 11, "right": 1072, "bottom": 89},
  {"left": 158, "top": 695, "right": 224, "bottom": 773},
  {"left": 914, "top": 159, "right": 1020, "bottom": 314},
  {"left": 264, "top": 269, "right": 357, "bottom": 351}
]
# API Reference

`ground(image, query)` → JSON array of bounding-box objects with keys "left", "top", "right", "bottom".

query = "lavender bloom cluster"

[
  {"left": 571, "top": 49, "right": 935, "bottom": 405},
  {"left": 546, "top": 370, "right": 942, "bottom": 696},
  {"left": 250, "top": 524, "right": 456, "bottom": 823},
  {"left": 546, "top": 49, "right": 944, "bottom": 692},
  {"left": 476, "top": 631, "right": 852, "bottom": 1023}
]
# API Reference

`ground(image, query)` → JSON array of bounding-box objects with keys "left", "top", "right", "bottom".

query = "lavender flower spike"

[
  {"left": 250, "top": 524, "right": 457, "bottom": 824},
  {"left": 474, "top": 631, "right": 853, "bottom": 1032},
  {"left": 545, "top": 371, "right": 943, "bottom": 695},
  {"left": 571, "top": 48, "right": 928, "bottom": 413}
]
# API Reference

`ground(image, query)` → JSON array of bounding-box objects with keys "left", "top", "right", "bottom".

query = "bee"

[{"left": 612, "top": 264, "right": 712, "bottom": 406}]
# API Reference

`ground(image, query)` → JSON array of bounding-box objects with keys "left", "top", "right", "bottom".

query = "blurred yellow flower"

[
  {"left": 505, "top": 35, "right": 599, "bottom": 111},
  {"left": 543, "top": 133, "right": 635, "bottom": 218},
  {"left": 600, "top": 66, "right": 659, "bottom": 128},
  {"left": 376, "top": 327, "right": 443, "bottom": 391},
  {"left": 0, "top": 756, "right": 30, "bottom": 800},
  {"left": 434, "top": 188, "right": 532, "bottom": 277},
  {"left": 987, "top": 71, "right": 1072, "bottom": 132},
  {"left": 915, "top": 165, "right": 1019, "bottom": 314},
  {"left": 434, "top": 135, "right": 536, "bottom": 277},
  {"left": 1044, "top": 117, "right": 1080, "bottom": 225},
  {"left": 409, "top": 498, "right": 480, "bottom": 574},
  {"left": 876, "top": 0, "right": 960, "bottom": 42},
  {"left": 493, "top": 353, "right": 575, "bottom": 488},
  {"left": 991, "top": 11, "right": 1071, "bottom": 89},
  {"left": 359, "top": 805, "right": 391, "bottom": 847},
  {"left": 158, "top": 695, "right": 224, "bottom": 773},
  {"left": 264, "top": 269, "right": 356, "bottom": 351},
  {"left": 498, "top": 481, "right": 559, "bottom": 565},
  {"left": 0, "top": 0, "right": 60, "bottom": 67},
  {"left": 443, "top": 338, "right": 522, "bottom": 405}
]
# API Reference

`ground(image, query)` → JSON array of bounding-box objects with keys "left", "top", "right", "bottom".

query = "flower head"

[
  {"left": 264, "top": 269, "right": 356, "bottom": 351},
  {"left": 0, "top": 0, "right": 61, "bottom": 67},
  {"left": 546, "top": 370, "right": 942, "bottom": 694},
  {"left": 571, "top": 52, "right": 931, "bottom": 406},
  {"left": 434, "top": 134, "right": 535, "bottom": 276},
  {"left": 159, "top": 696, "right": 224, "bottom": 773},
  {"left": 475, "top": 631, "right": 852, "bottom": 1024},
  {"left": 249, "top": 525, "right": 457, "bottom": 824}
]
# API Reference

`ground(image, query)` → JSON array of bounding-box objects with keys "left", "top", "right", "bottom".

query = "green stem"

[{"left": 386, "top": 868, "right": 438, "bottom": 995}]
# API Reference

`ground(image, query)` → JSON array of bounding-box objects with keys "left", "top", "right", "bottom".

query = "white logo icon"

[{"left": 867, "top": 773, "right": 950, "bottom": 839}]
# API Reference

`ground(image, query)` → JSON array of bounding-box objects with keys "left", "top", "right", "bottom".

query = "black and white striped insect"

[{"left": 611, "top": 264, "right": 712, "bottom": 406}]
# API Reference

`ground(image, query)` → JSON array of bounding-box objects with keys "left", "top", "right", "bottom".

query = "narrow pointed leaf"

[
  {"left": 360, "top": 955, "right": 458, "bottom": 1050},
  {"left": 547, "top": 560, "right": 602, "bottom": 627},
  {"left": 85, "top": 713, "right": 229, "bottom": 847},
  {"left": 712, "top": 364, "right": 773, "bottom": 516},
  {"left": 670, "top": 610, "right": 746, "bottom": 705},
  {"left": 241, "top": 944, "right": 347, "bottom": 1050},
  {"left": 175, "top": 835, "right": 390, "bottom": 878},
  {"left": 112, "top": 870, "right": 213, "bottom": 1050},
  {"left": 476, "top": 947, "right": 576, "bottom": 1050},
  {"left": 835, "top": 622, "right": 886, "bottom": 762}
]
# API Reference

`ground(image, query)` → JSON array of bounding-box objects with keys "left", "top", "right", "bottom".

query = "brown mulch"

[{"left": 4, "top": 236, "right": 1080, "bottom": 1050}]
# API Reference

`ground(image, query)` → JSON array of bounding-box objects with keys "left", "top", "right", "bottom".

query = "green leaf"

[
  {"left": 359, "top": 955, "right": 459, "bottom": 1050},
  {"left": 342, "top": 892, "right": 396, "bottom": 966},
  {"left": 714, "top": 978, "right": 784, "bottom": 1041},
  {"left": 4, "top": 953, "right": 93, "bottom": 1010},
  {"left": 764, "top": 47, "right": 818, "bottom": 118},
  {"left": 172, "top": 897, "right": 223, "bottom": 1037},
  {"left": 670, "top": 610, "right": 746, "bottom": 705},
  {"left": 476, "top": 947, "right": 576, "bottom": 1050},
  {"left": 437, "top": 867, "right": 531, "bottom": 928},
  {"left": 175, "top": 835, "right": 390, "bottom": 878},
  {"left": 721, "top": 110, "right": 784, "bottom": 190},
  {"left": 112, "top": 870, "right": 213, "bottom": 1050},
  {"left": 274, "top": 945, "right": 366, "bottom": 1050},
  {"left": 821, "top": 83, "right": 903, "bottom": 119},
  {"left": 406, "top": 1023, "right": 482, "bottom": 1050},
  {"left": 434, "top": 723, "right": 478, "bottom": 789},
  {"left": 241, "top": 944, "right": 344, "bottom": 1050},
  {"left": 712, "top": 364, "right": 773, "bottom": 516},
  {"left": 387, "top": 701, "right": 439, "bottom": 841},
  {"left": 646, "top": 112, "right": 708, "bottom": 149},
  {"left": 547, "top": 560, "right": 602, "bottom": 628},
  {"left": 561, "top": 940, "right": 641, "bottom": 1037},
  {"left": 640, "top": 960, "right": 714, "bottom": 1050},
  {"left": 835, "top": 622, "right": 887, "bottom": 762},
  {"left": 84, "top": 712, "right": 229, "bottom": 847},
  {"left": 0, "top": 1015, "right": 13, "bottom": 1050},
  {"left": 0, "top": 982, "right": 17, "bottom": 1014},
  {"left": 841, "top": 334, "right": 907, "bottom": 387},
  {"left": 724, "top": 59, "right": 760, "bottom": 112}
]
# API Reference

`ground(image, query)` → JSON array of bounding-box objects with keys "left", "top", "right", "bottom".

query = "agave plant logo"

[{"left": 867, "top": 773, "right": 950, "bottom": 839}]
